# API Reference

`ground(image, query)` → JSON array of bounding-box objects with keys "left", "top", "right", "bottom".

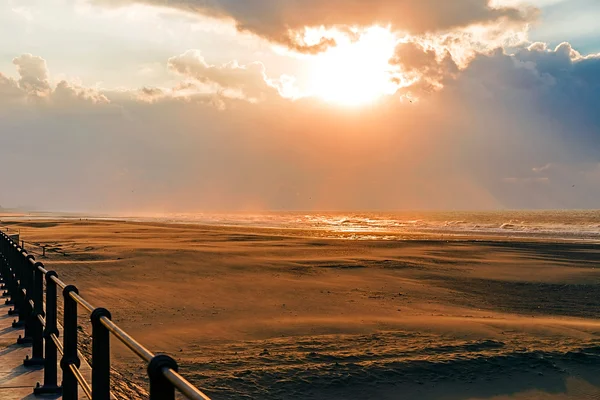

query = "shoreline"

[
  {"left": 1, "top": 218, "right": 599, "bottom": 399},
  {"left": 2, "top": 215, "right": 600, "bottom": 245}
]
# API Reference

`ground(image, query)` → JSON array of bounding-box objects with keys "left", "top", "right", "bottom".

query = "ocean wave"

[{"left": 73, "top": 210, "right": 600, "bottom": 242}]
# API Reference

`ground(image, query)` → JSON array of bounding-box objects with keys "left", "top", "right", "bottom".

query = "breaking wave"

[{"left": 132, "top": 210, "right": 600, "bottom": 242}]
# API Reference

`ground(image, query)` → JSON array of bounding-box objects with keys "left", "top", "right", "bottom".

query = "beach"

[{"left": 3, "top": 218, "right": 600, "bottom": 399}]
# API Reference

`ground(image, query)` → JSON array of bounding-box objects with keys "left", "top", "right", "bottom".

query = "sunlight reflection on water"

[{"left": 130, "top": 210, "right": 600, "bottom": 242}]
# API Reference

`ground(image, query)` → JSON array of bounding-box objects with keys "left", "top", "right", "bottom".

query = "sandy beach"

[
  {"left": 2, "top": 218, "right": 600, "bottom": 399},
  {"left": 3, "top": 0, "right": 600, "bottom": 397}
]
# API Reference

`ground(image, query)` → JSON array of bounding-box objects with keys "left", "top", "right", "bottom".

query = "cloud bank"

[{"left": 0, "top": 38, "right": 599, "bottom": 211}]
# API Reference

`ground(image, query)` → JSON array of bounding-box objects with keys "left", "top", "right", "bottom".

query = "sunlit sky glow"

[
  {"left": 1, "top": 0, "right": 600, "bottom": 211},
  {"left": 1, "top": 0, "right": 598, "bottom": 101},
  {"left": 3, "top": 0, "right": 597, "bottom": 99},
  {"left": 306, "top": 27, "right": 399, "bottom": 106}
]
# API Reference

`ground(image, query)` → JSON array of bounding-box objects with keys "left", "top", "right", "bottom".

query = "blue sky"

[{"left": 529, "top": 0, "right": 600, "bottom": 54}]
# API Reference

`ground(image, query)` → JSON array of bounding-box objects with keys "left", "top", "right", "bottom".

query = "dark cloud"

[
  {"left": 391, "top": 41, "right": 458, "bottom": 93},
  {"left": 512, "top": 43, "right": 600, "bottom": 149},
  {"left": 425, "top": 42, "right": 600, "bottom": 208},
  {"left": 96, "top": 0, "right": 535, "bottom": 52},
  {"left": 448, "top": 42, "right": 600, "bottom": 157}
]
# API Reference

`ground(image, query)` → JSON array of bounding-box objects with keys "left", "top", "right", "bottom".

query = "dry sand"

[{"left": 3, "top": 219, "right": 600, "bottom": 399}]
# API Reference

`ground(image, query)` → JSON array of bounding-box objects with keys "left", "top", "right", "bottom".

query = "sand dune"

[{"left": 3, "top": 219, "right": 600, "bottom": 399}]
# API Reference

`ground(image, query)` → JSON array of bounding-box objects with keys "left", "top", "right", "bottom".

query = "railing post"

[
  {"left": 2, "top": 237, "right": 16, "bottom": 307},
  {"left": 0, "top": 234, "right": 4, "bottom": 291},
  {"left": 148, "top": 354, "right": 178, "bottom": 400},
  {"left": 91, "top": 308, "right": 112, "bottom": 399},
  {"left": 0, "top": 235, "right": 4, "bottom": 286},
  {"left": 24, "top": 262, "right": 45, "bottom": 366},
  {"left": 12, "top": 248, "right": 28, "bottom": 332},
  {"left": 5, "top": 249, "right": 16, "bottom": 307},
  {"left": 16, "top": 252, "right": 35, "bottom": 344},
  {"left": 0, "top": 251, "right": 6, "bottom": 289},
  {"left": 61, "top": 285, "right": 80, "bottom": 400},
  {"left": 34, "top": 271, "right": 62, "bottom": 395},
  {"left": 6, "top": 243, "right": 16, "bottom": 307},
  {"left": 1, "top": 239, "right": 13, "bottom": 302},
  {"left": 0, "top": 234, "right": 7, "bottom": 296}
]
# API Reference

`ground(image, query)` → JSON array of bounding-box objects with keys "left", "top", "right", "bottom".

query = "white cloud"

[
  {"left": 11, "top": 6, "right": 34, "bottom": 21},
  {"left": 532, "top": 163, "right": 551, "bottom": 173},
  {"left": 167, "top": 50, "right": 279, "bottom": 101},
  {"left": 13, "top": 54, "right": 51, "bottom": 96}
]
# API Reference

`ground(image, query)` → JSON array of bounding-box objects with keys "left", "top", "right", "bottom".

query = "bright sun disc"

[{"left": 308, "top": 27, "right": 398, "bottom": 106}]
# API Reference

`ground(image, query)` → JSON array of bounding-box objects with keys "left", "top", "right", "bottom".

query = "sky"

[{"left": 0, "top": 0, "right": 599, "bottom": 212}]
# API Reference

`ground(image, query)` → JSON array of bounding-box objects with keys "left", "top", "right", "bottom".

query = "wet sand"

[{"left": 3, "top": 219, "right": 600, "bottom": 399}]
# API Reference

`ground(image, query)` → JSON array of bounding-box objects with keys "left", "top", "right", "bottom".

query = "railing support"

[
  {"left": 3, "top": 257, "right": 14, "bottom": 302},
  {"left": 12, "top": 249, "right": 28, "bottom": 333},
  {"left": 34, "top": 270, "right": 62, "bottom": 395},
  {"left": 91, "top": 308, "right": 112, "bottom": 399},
  {"left": 24, "top": 262, "right": 45, "bottom": 366},
  {"left": 1, "top": 257, "right": 16, "bottom": 309},
  {"left": 16, "top": 253, "right": 35, "bottom": 344},
  {"left": 61, "top": 285, "right": 80, "bottom": 400},
  {"left": 149, "top": 354, "right": 178, "bottom": 400}
]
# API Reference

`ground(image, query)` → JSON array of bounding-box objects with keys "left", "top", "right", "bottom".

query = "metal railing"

[{"left": 0, "top": 231, "right": 212, "bottom": 400}]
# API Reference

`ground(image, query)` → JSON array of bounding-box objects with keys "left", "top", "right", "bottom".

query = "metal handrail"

[
  {"left": 70, "top": 363, "right": 93, "bottom": 399},
  {"left": 51, "top": 273, "right": 67, "bottom": 289},
  {"left": 0, "top": 231, "right": 213, "bottom": 400},
  {"left": 51, "top": 333, "right": 64, "bottom": 355},
  {"left": 99, "top": 316, "right": 155, "bottom": 362},
  {"left": 70, "top": 291, "right": 95, "bottom": 313},
  {"left": 163, "top": 369, "right": 213, "bottom": 400}
]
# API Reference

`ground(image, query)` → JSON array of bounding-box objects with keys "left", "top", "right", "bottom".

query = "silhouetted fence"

[
  {"left": 0, "top": 225, "right": 58, "bottom": 257},
  {"left": 0, "top": 225, "right": 20, "bottom": 244},
  {"left": 0, "top": 231, "right": 212, "bottom": 399}
]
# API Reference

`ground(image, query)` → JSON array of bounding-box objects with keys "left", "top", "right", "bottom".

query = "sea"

[
  {"left": 5, "top": 209, "right": 600, "bottom": 242},
  {"left": 119, "top": 210, "right": 600, "bottom": 242}
]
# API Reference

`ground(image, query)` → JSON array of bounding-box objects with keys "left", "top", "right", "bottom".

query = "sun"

[{"left": 307, "top": 26, "right": 399, "bottom": 106}]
